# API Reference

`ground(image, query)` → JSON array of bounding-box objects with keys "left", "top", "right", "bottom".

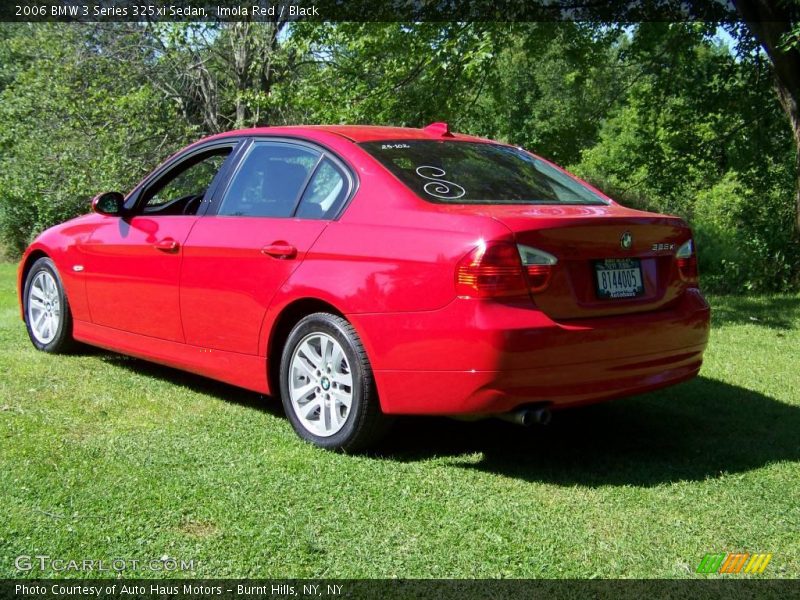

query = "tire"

[
  {"left": 23, "top": 257, "right": 77, "bottom": 354},
  {"left": 279, "top": 312, "right": 391, "bottom": 451}
]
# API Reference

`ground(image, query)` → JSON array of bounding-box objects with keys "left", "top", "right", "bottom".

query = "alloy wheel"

[
  {"left": 288, "top": 332, "right": 354, "bottom": 437},
  {"left": 27, "top": 271, "right": 61, "bottom": 344}
]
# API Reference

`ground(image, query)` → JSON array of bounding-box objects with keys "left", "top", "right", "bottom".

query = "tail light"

[
  {"left": 518, "top": 244, "right": 558, "bottom": 293},
  {"left": 455, "top": 242, "right": 557, "bottom": 298},
  {"left": 676, "top": 239, "right": 699, "bottom": 284}
]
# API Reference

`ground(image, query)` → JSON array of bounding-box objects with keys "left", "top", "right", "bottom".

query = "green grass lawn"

[{"left": 1, "top": 261, "right": 798, "bottom": 579}]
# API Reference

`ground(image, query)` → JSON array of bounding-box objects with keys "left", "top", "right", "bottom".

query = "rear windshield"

[{"left": 360, "top": 140, "right": 607, "bottom": 205}]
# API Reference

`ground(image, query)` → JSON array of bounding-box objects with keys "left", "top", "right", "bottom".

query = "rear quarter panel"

[{"left": 256, "top": 162, "right": 511, "bottom": 356}]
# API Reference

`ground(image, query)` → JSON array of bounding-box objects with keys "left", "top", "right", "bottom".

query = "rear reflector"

[
  {"left": 676, "top": 239, "right": 699, "bottom": 284},
  {"left": 456, "top": 242, "right": 557, "bottom": 298}
]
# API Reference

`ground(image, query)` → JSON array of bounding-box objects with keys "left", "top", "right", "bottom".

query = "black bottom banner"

[{"left": 3, "top": 579, "right": 800, "bottom": 600}]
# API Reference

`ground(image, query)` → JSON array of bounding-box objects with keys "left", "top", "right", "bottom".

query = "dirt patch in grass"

[{"left": 178, "top": 520, "right": 219, "bottom": 538}]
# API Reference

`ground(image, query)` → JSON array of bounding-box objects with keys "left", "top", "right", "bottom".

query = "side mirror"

[{"left": 91, "top": 191, "right": 125, "bottom": 216}]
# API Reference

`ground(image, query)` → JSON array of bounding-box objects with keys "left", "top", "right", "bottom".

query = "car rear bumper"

[{"left": 348, "top": 288, "right": 710, "bottom": 415}]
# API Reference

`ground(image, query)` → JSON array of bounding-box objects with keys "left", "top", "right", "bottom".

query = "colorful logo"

[{"left": 696, "top": 553, "right": 772, "bottom": 574}]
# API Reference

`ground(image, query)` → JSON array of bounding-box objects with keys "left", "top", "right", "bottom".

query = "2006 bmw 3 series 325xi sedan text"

[{"left": 18, "top": 123, "right": 710, "bottom": 450}]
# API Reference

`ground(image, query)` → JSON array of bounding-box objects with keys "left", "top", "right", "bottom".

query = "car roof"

[{"left": 207, "top": 124, "right": 491, "bottom": 144}]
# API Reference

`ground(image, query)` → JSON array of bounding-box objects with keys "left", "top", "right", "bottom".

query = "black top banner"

[{"left": 0, "top": 0, "right": 747, "bottom": 23}]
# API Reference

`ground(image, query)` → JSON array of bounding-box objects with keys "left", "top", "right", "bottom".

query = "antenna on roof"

[{"left": 423, "top": 122, "right": 454, "bottom": 138}]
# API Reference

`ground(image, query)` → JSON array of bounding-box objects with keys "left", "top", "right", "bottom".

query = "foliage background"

[{"left": 0, "top": 21, "right": 798, "bottom": 292}]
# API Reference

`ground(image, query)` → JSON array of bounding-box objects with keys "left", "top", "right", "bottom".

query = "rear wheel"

[
  {"left": 279, "top": 312, "right": 390, "bottom": 451},
  {"left": 23, "top": 257, "right": 77, "bottom": 353}
]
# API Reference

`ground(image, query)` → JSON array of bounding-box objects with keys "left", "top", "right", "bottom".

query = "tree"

[
  {"left": 573, "top": 22, "right": 798, "bottom": 291},
  {"left": 463, "top": 22, "right": 624, "bottom": 166},
  {"left": 735, "top": 0, "right": 800, "bottom": 231},
  {"left": 0, "top": 24, "right": 193, "bottom": 254},
  {"left": 285, "top": 22, "right": 499, "bottom": 127},
  {"left": 104, "top": 21, "right": 293, "bottom": 133}
]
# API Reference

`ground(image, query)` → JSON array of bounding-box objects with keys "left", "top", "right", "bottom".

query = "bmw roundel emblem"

[{"left": 620, "top": 231, "right": 633, "bottom": 249}]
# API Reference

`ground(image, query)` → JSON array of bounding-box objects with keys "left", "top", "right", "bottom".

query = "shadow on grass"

[
  {"left": 710, "top": 295, "right": 800, "bottom": 330},
  {"left": 92, "top": 350, "right": 283, "bottom": 418},
  {"left": 375, "top": 377, "right": 800, "bottom": 487},
  {"left": 83, "top": 348, "right": 799, "bottom": 487}
]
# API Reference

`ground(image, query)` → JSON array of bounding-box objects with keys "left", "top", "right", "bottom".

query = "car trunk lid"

[{"left": 446, "top": 203, "right": 691, "bottom": 319}]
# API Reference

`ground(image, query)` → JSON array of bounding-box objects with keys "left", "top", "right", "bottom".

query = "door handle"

[
  {"left": 155, "top": 238, "right": 180, "bottom": 253},
  {"left": 261, "top": 243, "right": 297, "bottom": 259}
]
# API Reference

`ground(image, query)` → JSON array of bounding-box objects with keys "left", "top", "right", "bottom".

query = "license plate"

[{"left": 594, "top": 258, "right": 644, "bottom": 299}]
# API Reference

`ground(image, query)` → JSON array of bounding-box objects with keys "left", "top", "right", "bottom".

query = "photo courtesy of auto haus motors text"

[
  {"left": 1, "top": 0, "right": 799, "bottom": 598},
  {"left": 15, "top": 583, "right": 344, "bottom": 597}
]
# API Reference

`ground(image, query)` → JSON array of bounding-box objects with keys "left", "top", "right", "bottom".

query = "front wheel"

[
  {"left": 23, "top": 257, "right": 77, "bottom": 353},
  {"left": 279, "top": 312, "right": 391, "bottom": 451}
]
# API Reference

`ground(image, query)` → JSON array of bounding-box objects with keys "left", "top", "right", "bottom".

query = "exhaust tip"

[
  {"left": 532, "top": 408, "right": 552, "bottom": 426},
  {"left": 497, "top": 406, "right": 552, "bottom": 427}
]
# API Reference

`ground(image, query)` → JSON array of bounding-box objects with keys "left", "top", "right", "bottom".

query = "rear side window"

[
  {"left": 295, "top": 158, "right": 348, "bottom": 219},
  {"left": 218, "top": 142, "right": 319, "bottom": 217},
  {"left": 360, "top": 140, "right": 607, "bottom": 205}
]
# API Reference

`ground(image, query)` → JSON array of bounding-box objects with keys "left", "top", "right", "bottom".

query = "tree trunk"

[
  {"left": 735, "top": 0, "right": 800, "bottom": 232},
  {"left": 231, "top": 22, "right": 251, "bottom": 130}
]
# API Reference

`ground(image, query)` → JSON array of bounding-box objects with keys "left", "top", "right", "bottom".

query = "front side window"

[
  {"left": 142, "top": 149, "right": 232, "bottom": 214},
  {"left": 360, "top": 141, "right": 607, "bottom": 205},
  {"left": 218, "top": 142, "right": 320, "bottom": 217}
]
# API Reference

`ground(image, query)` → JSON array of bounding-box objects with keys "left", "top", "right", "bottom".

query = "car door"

[
  {"left": 83, "top": 142, "right": 239, "bottom": 342},
  {"left": 180, "top": 139, "right": 354, "bottom": 354}
]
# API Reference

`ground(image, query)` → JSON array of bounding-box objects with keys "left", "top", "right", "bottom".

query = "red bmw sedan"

[{"left": 18, "top": 123, "right": 710, "bottom": 450}]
